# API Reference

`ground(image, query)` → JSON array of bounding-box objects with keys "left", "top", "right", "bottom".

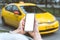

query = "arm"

[{"left": 34, "top": 32, "right": 42, "bottom": 40}]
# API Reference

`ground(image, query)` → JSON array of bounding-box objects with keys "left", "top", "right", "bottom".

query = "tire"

[{"left": 1, "top": 17, "right": 6, "bottom": 26}]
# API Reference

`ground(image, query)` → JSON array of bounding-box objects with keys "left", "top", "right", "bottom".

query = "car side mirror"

[{"left": 14, "top": 11, "right": 19, "bottom": 15}]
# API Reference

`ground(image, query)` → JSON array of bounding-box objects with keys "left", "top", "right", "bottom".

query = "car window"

[
  {"left": 5, "top": 5, "right": 12, "bottom": 12},
  {"left": 20, "top": 6, "right": 46, "bottom": 13},
  {"left": 12, "top": 5, "right": 19, "bottom": 11},
  {"left": 12, "top": 5, "right": 22, "bottom": 15}
]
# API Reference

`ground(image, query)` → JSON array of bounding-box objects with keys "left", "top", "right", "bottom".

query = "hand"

[
  {"left": 12, "top": 17, "right": 26, "bottom": 34},
  {"left": 16, "top": 17, "right": 26, "bottom": 34},
  {"left": 28, "top": 19, "right": 39, "bottom": 38},
  {"left": 28, "top": 19, "right": 42, "bottom": 40}
]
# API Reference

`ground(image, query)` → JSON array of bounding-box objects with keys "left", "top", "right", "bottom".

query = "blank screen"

[{"left": 24, "top": 14, "right": 35, "bottom": 31}]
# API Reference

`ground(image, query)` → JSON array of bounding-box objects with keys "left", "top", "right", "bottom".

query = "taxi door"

[
  {"left": 4, "top": 5, "right": 24, "bottom": 27},
  {"left": 11, "top": 5, "right": 24, "bottom": 27},
  {"left": 3, "top": 5, "right": 16, "bottom": 25},
  {"left": 8, "top": 5, "right": 23, "bottom": 27}
]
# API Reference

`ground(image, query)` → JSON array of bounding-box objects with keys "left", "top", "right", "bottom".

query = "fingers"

[
  {"left": 16, "top": 17, "right": 26, "bottom": 34},
  {"left": 22, "top": 19, "right": 25, "bottom": 27},
  {"left": 33, "top": 19, "right": 39, "bottom": 32},
  {"left": 28, "top": 32, "right": 35, "bottom": 38},
  {"left": 18, "top": 17, "right": 25, "bottom": 31}
]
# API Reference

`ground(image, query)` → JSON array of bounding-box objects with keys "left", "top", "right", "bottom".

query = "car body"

[{"left": 1, "top": 2, "right": 59, "bottom": 34}]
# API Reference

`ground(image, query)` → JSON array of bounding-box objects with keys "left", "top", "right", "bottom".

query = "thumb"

[{"left": 34, "top": 19, "right": 38, "bottom": 32}]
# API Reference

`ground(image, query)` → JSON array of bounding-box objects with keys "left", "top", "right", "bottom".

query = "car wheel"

[{"left": 1, "top": 17, "right": 6, "bottom": 26}]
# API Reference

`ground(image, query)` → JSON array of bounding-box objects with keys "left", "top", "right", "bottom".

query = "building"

[{"left": 0, "top": 0, "right": 60, "bottom": 4}]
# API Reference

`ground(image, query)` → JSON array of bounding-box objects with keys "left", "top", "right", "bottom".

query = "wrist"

[
  {"left": 9, "top": 31, "right": 18, "bottom": 34},
  {"left": 10, "top": 30, "right": 20, "bottom": 34}
]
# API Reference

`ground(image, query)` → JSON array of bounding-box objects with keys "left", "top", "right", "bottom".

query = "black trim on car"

[{"left": 39, "top": 27, "right": 58, "bottom": 32}]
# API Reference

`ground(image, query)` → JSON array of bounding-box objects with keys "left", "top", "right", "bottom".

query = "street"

[{"left": 42, "top": 24, "right": 60, "bottom": 40}]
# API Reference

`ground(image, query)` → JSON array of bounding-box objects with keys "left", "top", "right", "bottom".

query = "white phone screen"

[{"left": 24, "top": 14, "right": 35, "bottom": 31}]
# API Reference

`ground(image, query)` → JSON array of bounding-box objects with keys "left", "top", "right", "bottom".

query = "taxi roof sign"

[{"left": 19, "top": 1, "right": 24, "bottom": 4}]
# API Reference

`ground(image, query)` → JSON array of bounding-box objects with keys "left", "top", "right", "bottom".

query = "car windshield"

[{"left": 20, "top": 6, "right": 46, "bottom": 13}]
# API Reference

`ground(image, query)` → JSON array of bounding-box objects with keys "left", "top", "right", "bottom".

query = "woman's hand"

[
  {"left": 12, "top": 17, "right": 26, "bottom": 34},
  {"left": 28, "top": 19, "right": 39, "bottom": 38}
]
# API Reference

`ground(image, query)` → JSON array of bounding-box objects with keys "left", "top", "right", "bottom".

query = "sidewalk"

[
  {"left": 0, "top": 3, "right": 7, "bottom": 5},
  {"left": 56, "top": 17, "right": 60, "bottom": 21},
  {"left": 37, "top": 4, "right": 60, "bottom": 8}
]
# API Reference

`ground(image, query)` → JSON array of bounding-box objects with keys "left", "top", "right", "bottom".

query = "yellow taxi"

[{"left": 1, "top": 2, "right": 59, "bottom": 34}]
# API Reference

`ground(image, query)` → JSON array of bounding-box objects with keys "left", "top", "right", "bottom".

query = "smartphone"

[{"left": 24, "top": 14, "right": 35, "bottom": 31}]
